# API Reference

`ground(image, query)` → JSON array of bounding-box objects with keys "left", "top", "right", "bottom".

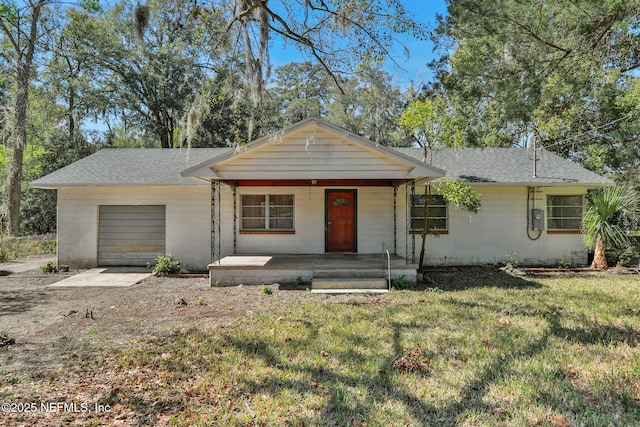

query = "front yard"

[{"left": 1, "top": 269, "right": 640, "bottom": 426}]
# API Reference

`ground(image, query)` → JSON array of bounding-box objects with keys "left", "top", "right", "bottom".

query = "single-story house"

[{"left": 32, "top": 118, "right": 611, "bottom": 284}]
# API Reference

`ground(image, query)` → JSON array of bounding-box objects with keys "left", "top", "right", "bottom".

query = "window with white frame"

[
  {"left": 547, "top": 195, "right": 583, "bottom": 231},
  {"left": 411, "top": 194, "right": 448, "bottom": 232},
  {"left": 241, "top": 194, "right": 294, "bottom": 231}
]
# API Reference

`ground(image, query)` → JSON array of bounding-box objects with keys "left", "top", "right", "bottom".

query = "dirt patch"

[{"left": 0, "top": 269, "right": 380, "bottom": 378}]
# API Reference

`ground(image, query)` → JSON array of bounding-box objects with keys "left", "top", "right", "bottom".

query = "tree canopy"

[
  {"left": 220, "top": 0, "right": 426, "bottom": 95},
  {"left": 0, "top": 0, "right": 425, "bottom": 233},
  {"left": 2, "top": 0, "right": 640, "bottom": 238},
  {"left": 426, "top": 0, "right": 640, "bottom": 179}
]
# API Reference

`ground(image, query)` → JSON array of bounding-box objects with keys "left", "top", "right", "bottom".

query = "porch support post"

[
  {"left": 232, "top": 185, "right": 237, "bottom": 254},
  {"left": 211, "top": 180, "right": 221, "bottom": 263},
  {"left": 393, "top": 186, "right": 398, "bottom": 255},
  {"left": 406, "top": 180, "right": 416, "bottom": 264}
]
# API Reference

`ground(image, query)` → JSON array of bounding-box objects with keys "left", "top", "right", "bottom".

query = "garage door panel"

[
  {"left": 100, "top": 208, "right": 166, "bottom": 214},
  {"left": 98, "top": 253, "right": 165, "bottom": 261},
  {"left": 99, "top": 214, "right": 166, "bottom": 222},
  {"left": 102, "top": 218, "right": 164, "bottom": 227},
  {"left": 98, "top": 205, "right": 166, "bottom": 266},
  {"left": 100, "top": 205, "right": 163, "bottom": 213},
  {"left": 99, "top": 242, "right": 165, "bottom": 252},
  {"left": 98, "top": 238, "right": 166, "bottom": 246},
  {"left": 100, "top": 226, "right": 165, "bottom": 240}
]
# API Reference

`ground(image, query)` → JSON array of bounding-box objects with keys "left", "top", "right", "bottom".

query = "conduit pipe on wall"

[{"left": 527, "top": 186, "right": 543, "bottom": 241}]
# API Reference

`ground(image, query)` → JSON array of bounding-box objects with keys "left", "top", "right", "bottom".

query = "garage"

[{"left": 98, "top": 205, "right": 166, "bottom": 266}]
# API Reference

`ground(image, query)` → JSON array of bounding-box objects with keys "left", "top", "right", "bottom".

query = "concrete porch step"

[
  {"left": 311, "top": 288, "right": 389, "bottom": 294},
  {"left": 312, "top": 269, "right": 387, "bottom": 279},
  {"left": 311, "top": 277, "right": 389, "bottom": 291}
]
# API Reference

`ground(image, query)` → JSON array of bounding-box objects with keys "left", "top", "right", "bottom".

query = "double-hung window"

[
  {"left": 547, "top": 195, "right": 583, "bottom": 232},
  {"left": 411, "top": 194, "right": 448, "bottom": 233},
  {"left": 241, "top": 194, "right": 294, "bottom": 231}
]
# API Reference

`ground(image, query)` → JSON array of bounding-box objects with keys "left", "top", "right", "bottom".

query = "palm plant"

[{"left": 581, "top": 185, "right": 640, "bottom": 270}]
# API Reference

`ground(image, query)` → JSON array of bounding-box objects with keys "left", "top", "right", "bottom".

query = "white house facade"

[{"left": 32, "top": 118, "right": 611, "bottom": 273}]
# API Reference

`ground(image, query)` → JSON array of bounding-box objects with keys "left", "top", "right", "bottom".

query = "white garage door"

[{"left": 98, "top": 205, "right": 166, "bottom": 266}]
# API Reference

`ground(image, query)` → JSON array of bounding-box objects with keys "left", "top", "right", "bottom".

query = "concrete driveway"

[
  {"left": 0, "top": 256, "right": 55, "bottom": 274},
  {"left": 0, "top": 257, "right": 151, "bottom": 287},
  {"left": 48, "top": 267, "right": 152, "bottom": 288}
]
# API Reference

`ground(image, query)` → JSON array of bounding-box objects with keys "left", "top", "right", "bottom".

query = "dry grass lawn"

[{"left": 2, "top": 269, "right": 640, "bottom": 426}]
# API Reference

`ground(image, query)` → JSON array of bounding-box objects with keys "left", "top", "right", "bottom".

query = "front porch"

[{"left": 208, "top": 254, "right": 417, "bottom": 291}]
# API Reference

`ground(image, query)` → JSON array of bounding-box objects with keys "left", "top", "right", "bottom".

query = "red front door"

[{"left": 326, "top": 190, "right": 356, "bottom": 252}]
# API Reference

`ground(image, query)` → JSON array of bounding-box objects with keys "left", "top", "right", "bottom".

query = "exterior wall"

[
  {"left": 225, "top": 186, "right": 394, "bottom": 256},
  {"left": 397, "top": 185, "right": 591, "bottom": 267},
  {"left": 57, "top": 186, "right": 211, "bottom": 270},
  {"left": 58, "top": 182, "right": 592, "bottom": 269}
]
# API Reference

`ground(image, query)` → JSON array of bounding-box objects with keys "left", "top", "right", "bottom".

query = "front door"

[{"left": 326, "top": 190, "right": 356, "bottom": 252}]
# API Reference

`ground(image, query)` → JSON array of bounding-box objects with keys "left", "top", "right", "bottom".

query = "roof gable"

[{"left": 182, "top": 118, "right": 445, "bottom": 181}]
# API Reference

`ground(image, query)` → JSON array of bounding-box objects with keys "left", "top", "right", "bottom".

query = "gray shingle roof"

[
  {"left": 32, "top": 146, "right": 611, "bottom": 188},
  {"left": 31, "top": 148, "right": 230, "bottom": 188},
  {"left": 396, "top": 147, "right": 612, "bottom": 186}
]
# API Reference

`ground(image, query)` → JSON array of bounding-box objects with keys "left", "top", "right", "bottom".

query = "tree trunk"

[
  {"left": 68, "top": 87, "right": 76, "bottom": 140},
  {"left": 0, "top": 212, "right": 6, "bottom": 261},
  {"left": 6, "top": 62, "right": 30, "bottom": 235},
  {"left": 417, "top": 184, "right": 431, "bottom": 272},
  {"left": 590, "top": 237, "right": 608, "bottom": 270},
  {"left": 159, "top": 114, "right": 171, "bottom": 148},
  {"left": 3, "top": 0, "right": 43, "bottom": 235},
  {"left": 6, "top": 147, "right": 24, "bottom": 235},
  {"left": 159, "top": 129, "right": 171, "bottom": 148}
]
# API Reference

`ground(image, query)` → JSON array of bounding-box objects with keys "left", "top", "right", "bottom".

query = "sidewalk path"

[{"left": 48, "top": 267, "right": 152, "bottom": 288}]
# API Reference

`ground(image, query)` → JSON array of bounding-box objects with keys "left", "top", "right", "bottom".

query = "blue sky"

[
  {"left": 387, "top": 0, "right": 449, "bottom": 85},
  {"left": 269, "top": 0, "right": 449, "bottom": 87}
]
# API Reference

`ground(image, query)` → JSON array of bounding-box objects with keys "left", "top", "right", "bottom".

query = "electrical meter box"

[{"left": 531, "top": 209, "right": 544, "bottom": 231}]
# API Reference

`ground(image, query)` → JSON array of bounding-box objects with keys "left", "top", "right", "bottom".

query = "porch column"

[
  {"left": 211, "top": 180, "right": 221, "bottom": 263},
  {"left": 406, "top": 180, "right": 416, "bottom": 264},
  {"left": 393, "top": 186, "right": 398, "bottom": 255},
  {"left": 232, "top": 185, "right": 237, "bottom": 254}
]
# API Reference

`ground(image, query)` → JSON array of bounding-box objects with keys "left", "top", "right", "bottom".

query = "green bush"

[
  {"left": 557, "top": 258, "right": 575, "bottom": 269},
  {"left": 41, "top": 261, "right": 59, "bottom": 274},
  {"left": 37, "top": 239, "right": 56, "bottom": 253},
  {"left": 504, "top": 251, "right": 520, "bottom": 269},
  {"left": 393, "top": 275, "right": 411, "bottom": 290},
  {"left": 606, "top": 241, "right": 640, "bottom": 267},
  {"left": 147, "top": 254, "right": 182, "bottom": 275},
  {"left": 1, "top": 234, "right": 57, "bottom": 261}
]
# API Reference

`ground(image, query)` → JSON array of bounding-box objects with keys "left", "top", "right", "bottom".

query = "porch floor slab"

[
  {"left": 208, "top": 254, "right": 417, "bottom": 287},
  {"left": 211, "top": 254, "right": 411, "bottom": 269}
]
